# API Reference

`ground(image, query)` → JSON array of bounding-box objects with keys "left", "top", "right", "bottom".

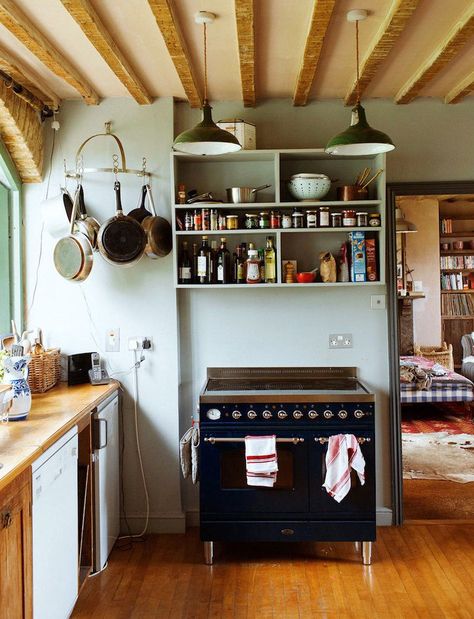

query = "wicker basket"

[
  {"left": 28, "top": 348, "right": 61, "bottom": 393},
  {"left": 414, "top": 342, "right": 454, "bottom": 371}
]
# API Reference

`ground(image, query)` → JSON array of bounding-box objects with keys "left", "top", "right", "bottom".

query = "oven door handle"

[
  {"left": 315, "top": 437, "right": 371, "bottom": 444},
  {"left": 203, "top": 437, "right": 305, "bottom": 445}
]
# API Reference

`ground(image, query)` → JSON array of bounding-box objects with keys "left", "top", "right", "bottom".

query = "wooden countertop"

[{"left": 0, "top": 381, "right": 119, "bottom": 492}]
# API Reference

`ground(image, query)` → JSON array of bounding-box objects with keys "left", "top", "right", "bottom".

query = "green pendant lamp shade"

[
  {"left": 173, "top": 100, "right": 241, "bottom": 155},
  {"left": 173, "top": 12, "right": 241, "bottom": 156},
  {"left": 325, "top": 10, "right": 395, "bottom": 156},
  {"left": 325, "top": 102, "right": 394, "bottom": 155}
]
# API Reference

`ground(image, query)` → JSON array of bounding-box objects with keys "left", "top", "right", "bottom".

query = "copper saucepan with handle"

[{"left": 141, "top": 185, "right": 172, "bottom": 259}]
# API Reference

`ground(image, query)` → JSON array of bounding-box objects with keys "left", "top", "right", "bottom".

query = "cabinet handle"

[
  {"left": 281, "top": 528, "right": 294, "bottom": 536},
  {"left": 2, "top": 511, "right": 13, "bottom": 529}
]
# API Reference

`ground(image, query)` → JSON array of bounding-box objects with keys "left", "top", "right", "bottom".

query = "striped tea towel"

[
  {"left": 245, "top": 435, "right": 278, "bottom": 487},
  {"left": 322, "top": 434, "right": 365, "bottom": 502}
]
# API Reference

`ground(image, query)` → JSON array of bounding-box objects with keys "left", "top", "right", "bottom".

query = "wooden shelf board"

[
  {"left": 440, "top": 232, "right": 474, "bottom": 238},
  {"left": 440, "top": 269, "right": 474, "bottom": 273},
  {"left": 174, "top": 200, "right": 382, "bottom": 209},
  {"left": 176, "top": 281, "right": 384, "bottom": 289},
  {"left": 441, "top": 290, "right": 474, "bottom": 294},
  {"left": 441, "top": 316, "right": 474, "bottom": 320},
  {"left": 175, "top": 227, "right": 381, "bottom": 236},
  {"left": 440, "top": 250, "right": 474, "bottom": 256}
]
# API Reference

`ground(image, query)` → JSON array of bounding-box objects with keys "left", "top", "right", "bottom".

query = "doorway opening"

[{"left": 387, "top": 182, "right": 474, "bottom": 523}]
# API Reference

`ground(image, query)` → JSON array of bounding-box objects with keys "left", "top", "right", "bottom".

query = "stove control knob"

[
  {"left": 338, "top": 410, "right": 348, "bottom": 419},
  {"left": 206, "top": 408, "right": 221, "bottom": 421},
  {"left": 262, "top": 410, "right": 273, "bottom": 420},
  {"left": 247, "top": 410, "right": 257, "bottom": 420},
  {"left": 323, "top": 410, "right": 334, "bottom": 419},
  {"left": 232, "top": 410, "right": 242, "bottom": 420},
  {"left": 293, "top": 410, "right": 303, "bottom": 420},
  {"left": 354, "top": 409, "right": 365, "bottom": 419},
  {"left": 278, "top": 410, "right": 288, "bottom": 420},
  {"left": 308, "top": 410, "right": 318, "bottom": 420}
]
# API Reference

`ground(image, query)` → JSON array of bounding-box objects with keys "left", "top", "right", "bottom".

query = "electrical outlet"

[
  {"left": 371, "top": 294, "right": 386, "bottom": 310},
  {"left": 329, "top": 333, "right": 353, "bottom": 349},
  {"left": 105, "top": 328, "right": 120, "bottom": 352},
  {"left": 128, "top": 336, "right": 153, "bottom": 351}
]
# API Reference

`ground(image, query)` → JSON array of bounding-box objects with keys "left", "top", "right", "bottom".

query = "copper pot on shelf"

[{"left": 337, "top": 185, "right": 369, "bottom": 201}]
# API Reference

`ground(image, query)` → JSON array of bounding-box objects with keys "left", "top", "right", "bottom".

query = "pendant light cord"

[
  {"left": 355, "top": 19, "right": 360, "bottom": 104},
  {"left": 203, "top": 22, "right": 208, "bottom": 102}
]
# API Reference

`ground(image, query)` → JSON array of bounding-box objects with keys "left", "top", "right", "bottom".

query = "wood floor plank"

[{"left": 72, "top": 526, "right": 474, "bottom": 618}]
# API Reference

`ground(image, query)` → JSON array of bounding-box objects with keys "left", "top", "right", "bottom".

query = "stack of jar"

[{"left": 178, "top": 236, "right": 277, "bottom": 285}]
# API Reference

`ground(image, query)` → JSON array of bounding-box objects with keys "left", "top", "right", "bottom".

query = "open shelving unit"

[{"left": 171, "top": 148, "right": 386, "bottom": 289}]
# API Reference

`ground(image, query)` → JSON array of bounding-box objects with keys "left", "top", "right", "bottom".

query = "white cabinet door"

[{"left": 32, "top": 428, "right": 78, "bottom": 619}]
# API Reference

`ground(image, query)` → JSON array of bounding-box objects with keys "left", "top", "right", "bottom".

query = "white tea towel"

[
  {"left": 179, "top": 427, "right": 193, "bottom": 478},
  {"left": 245, "top": 435, "right": 278, "bottom": 487},
  {"left": 322, "top": 434, "right": 365, "bottom": 503},
  {"left": 191, "top": 426, "right": 200, "bottom": 484}
]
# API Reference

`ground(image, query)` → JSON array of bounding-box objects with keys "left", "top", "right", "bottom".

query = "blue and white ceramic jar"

[{"left": 2, "top": 356, "right": 31, "bottom": 421}]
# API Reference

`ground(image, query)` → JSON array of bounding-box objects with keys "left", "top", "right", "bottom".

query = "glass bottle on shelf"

[
  {"left": 264, "top": 236, "right": 276, "bottom": 283},
  {"left": 216, "top": 237, "right": 231, "bottom": 284},
  {"left": 197, "top": 236, "right": 211, "bottom": 284},
  {"left": 258, "top": 248, "right": 265, "bottom": 281},
  {"left": 236, "top": 245, "right": 246, "bottom": 284},
  {"left": 178, "top": 241, "right": 192, "bottom": 284},
  {"left": 192, "top": 243, "right": 198, "bottom": 283},
  {"left": 246, "top": 242, "right": 261, "bottom": 284},
  {"left": 210, "top": 240, "right": 218, "bottom": 284}
]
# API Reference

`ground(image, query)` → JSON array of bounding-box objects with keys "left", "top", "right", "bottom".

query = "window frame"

[{"left": 0, "top": 139, "right": 22, "bottom": 335}]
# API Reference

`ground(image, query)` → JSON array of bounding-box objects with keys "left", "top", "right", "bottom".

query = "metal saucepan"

[
  {"left": 128, "top": 185, "right": 152, "bottom": 223},
  {"left": 226, "top": 184, "right": 271, "bottom": 204},
  {"left": 41, "top": 188, "right": 74, "bottom": 238},
  {"left": 97, "top": 181, "right": 147, "bottom": 266},
  {"left": 74, "top": 185, "right": 100, "bottom": 249},
  {"left": 141, "top": 185, "right": 172, "bottom": 259},
  {"left": 53, "top": 187, "right": 93, "bottom": 282}
]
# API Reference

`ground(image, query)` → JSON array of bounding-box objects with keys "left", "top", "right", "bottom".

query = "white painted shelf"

[
  {"left": 176, "top": 281, "right": 385, "bottom": 289},
  {"left": 175, "top": 227, "right": 382, "bottom": 236},
  {"left": 174, "top": 200, "right": 382, "bottom": 209}
]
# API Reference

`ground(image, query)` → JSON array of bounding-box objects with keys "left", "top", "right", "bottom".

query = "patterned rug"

[{"left": 402, "top": 403, "right": 474, "bottom": 434}]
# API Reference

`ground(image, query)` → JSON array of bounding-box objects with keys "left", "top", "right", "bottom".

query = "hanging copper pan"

[{"left": 141, "top": 185, "right": 172, "bottom": 259}]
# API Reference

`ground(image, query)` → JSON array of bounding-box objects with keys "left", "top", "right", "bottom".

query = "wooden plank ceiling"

[{"left": 0, "top": 0, "right": 473, "bottom": 110}]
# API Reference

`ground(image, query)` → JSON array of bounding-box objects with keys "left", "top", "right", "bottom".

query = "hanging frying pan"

[
  {"left": 128, "top": 185, "right": 152, "bottom": 223},
  {"left": 53, "top": 188, "right": 93, "bottom": 281},
  {"left": 97, "top": 181, "right": 146, "bottom": 266},
  {"left": 141, "top": 185, "right": 172, "bottom": 259},
  {"left": 74, "top": 185, "right": 100, "bottom": 249}
]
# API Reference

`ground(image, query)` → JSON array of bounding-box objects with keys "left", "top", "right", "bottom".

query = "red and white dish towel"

[
  {"left": 323, "top": 434, "right": 366, "bottom": 503},
  {"left": 245, "top": 435, "right": 278, "bottom": 487}
]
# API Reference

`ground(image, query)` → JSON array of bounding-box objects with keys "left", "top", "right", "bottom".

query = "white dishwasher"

[{"left": 32, "top": 426, "right": 78, "bottom": 619}]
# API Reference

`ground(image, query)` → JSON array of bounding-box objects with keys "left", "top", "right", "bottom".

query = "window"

[{"left": 0, "top": 140, "right": 22, "bottom": 336}]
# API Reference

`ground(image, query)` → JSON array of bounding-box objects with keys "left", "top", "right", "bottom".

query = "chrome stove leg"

[
  {"left": 204, "top": 541, "right": 214, "bottom": 565},
  {"left": 362, "top": 541, "right": 372, "bottom": 565}
]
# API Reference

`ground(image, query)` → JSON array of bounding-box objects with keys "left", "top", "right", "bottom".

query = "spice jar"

[
  {"left": 185, "top": 211, "right": 193, "bottom": 231},
  {"left": 306, "top": 210, "right": 317, "bottom": 228},
  {"left": 201, "top": 207, "right": 210, "bottom": 230},
  {"left": 226, "top": 214, "right": 239, "bottom": 230},
  {"left": 368, "top": 213, "right": 381, "bottom": 227},
  {"left": 259, "top": 211, "right": 270, "bottom": 229},
  {"left": 342, "top": 209, "right": 357, "bottom": 227},
  {"left": 218, "top": 213, "right": 227, "bottom": 230},
  {"left": 292, "top": 208, "right": 304, "bottom": 228},
  {"left": 282, "top": 213, "right": 292, "bottom": 229},
  {"left": 331, "top": 212, "right": 342, "bottom": 228},
  {"left": 245, "top": 213, "right": 258, "bottom": 229},
  {"left": 194, "top": 209, "right": 202, "bottom": 231},
  {"left": 270, "top": 211, "right": 281, "bottom": 229},
  {"left": 356, "top": 212, "right": 368, "bottom": 227},
  {"left": 319, "top": 206, "right": 330, "bottom": 227},
  {"left": 210, "top": 209, "right": 218, "bottom": 231}
]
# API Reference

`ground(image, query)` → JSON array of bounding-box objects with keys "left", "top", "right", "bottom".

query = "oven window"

[{"left": 221, "top": 447, "right": 294, "bottom": 489}]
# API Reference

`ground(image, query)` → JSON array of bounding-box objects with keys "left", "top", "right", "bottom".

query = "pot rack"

[{"left": 65, "top": 122, "right": 151, "bottom": 180}]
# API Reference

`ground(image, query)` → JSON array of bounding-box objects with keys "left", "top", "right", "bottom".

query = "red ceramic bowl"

[{"left": 296, "top": 272, "right": 316, "bottom": 283}]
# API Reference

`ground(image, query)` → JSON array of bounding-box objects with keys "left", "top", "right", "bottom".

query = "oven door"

[
  {"left": 200, "top": 428, "right": 309, "bottom": 515},
  {"left": 309, "top": 431, "right": 375, "bottom": 519}
]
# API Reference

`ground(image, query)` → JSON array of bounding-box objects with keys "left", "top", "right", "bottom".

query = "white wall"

[
  {"left": 24, "top": 98, "right": 183, "bottom": 532},
  {"left": 23, "top": 97, "right": 474, "bottom": 531}
]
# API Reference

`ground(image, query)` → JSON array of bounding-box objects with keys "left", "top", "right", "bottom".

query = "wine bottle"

[
  {"left": 178, "top": 241, "right": 192, "bottom": 284},
  {"left": 197, "top": 236, "right": 211, "bottom": 284},
  {"left": 210, "top": 240, "right": 218, "bottom": 284},
  {"left": 216, "top": 237, "right": 231, "bottom": 284},
  {"left": 264, "top": 236, "right": 276, "bottom": 283},
  {"left": 192, "top": 243, "right": 198, "bottom": 283}
]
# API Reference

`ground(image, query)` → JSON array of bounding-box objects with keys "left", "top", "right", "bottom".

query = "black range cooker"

[{"left": 199, "top": 367, "right": 376, "bottom": 565}]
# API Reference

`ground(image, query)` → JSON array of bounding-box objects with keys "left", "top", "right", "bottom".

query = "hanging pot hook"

[
  {"left": 141, "top": 156, "right": 147, "bottom": 185},
  {"left": 113, "top": 153, "right": 119, "bottom": 181}
]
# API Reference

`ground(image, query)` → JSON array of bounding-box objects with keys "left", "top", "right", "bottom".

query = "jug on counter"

[{"left": 2, "top": 356, "right": 31, "bottom": 421}]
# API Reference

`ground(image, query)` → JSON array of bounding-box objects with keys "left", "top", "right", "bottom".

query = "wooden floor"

[{"left": 72, "top": 525, "right": 474, "bottom": 618}]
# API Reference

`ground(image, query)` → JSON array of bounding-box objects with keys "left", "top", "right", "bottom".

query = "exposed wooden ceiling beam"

[
  {"left": 395, "top": 5, "right": 474, "bottom": 104},
  {"left": 60, "top": 0, "right": 152, "bottom": 105},
  {"left": 0, "top": 0, "right": 98, "bottom": 104},
  {"left": 147, "top": 0, "right": 201, "bottom": 108},
  {"left": 345, "top": 0, "right": 420, "bottom": 106},
  {"left": 293, "top": 0, "right": 336, "bottom": 106},
  {"left": 235, "top": 0, "right": 255, "bottom": 107},
  {"left": 444, "top": 69, "right": 474, "bottom": 104},
  {"left": 0, "top": 44, "right": 60, "bottom": 110}
]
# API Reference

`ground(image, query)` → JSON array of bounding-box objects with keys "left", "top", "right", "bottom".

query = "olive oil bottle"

[{"left": 264, "top": 236, "right": 276, "bottom": 283}]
